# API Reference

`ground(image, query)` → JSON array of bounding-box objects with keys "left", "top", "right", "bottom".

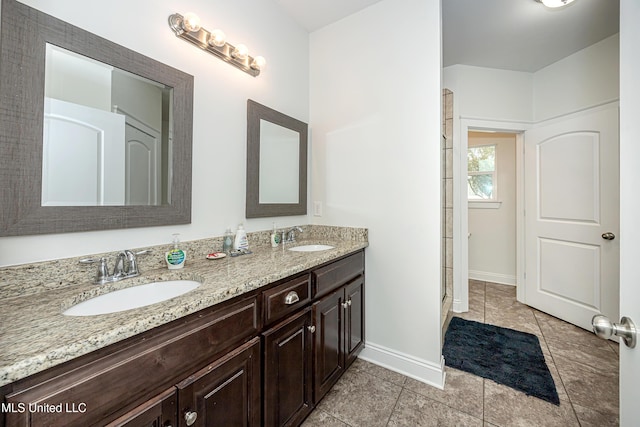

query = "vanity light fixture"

[
  {"left": 535, "top": 0, "right": 576, "bottom": 8},
  {"left": 168, "top": 12, "right": 266, "bottom": 77}
]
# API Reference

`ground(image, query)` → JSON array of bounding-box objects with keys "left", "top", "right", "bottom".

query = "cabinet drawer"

[
  {"left": 312, "top": 251, "right": 364, "bottom": 298},
  {"left": 5, "top": 296, "right": 259, "bottom": 427},
  {"left": 263, "top": 274, "right": 311, "bottom": 325}
]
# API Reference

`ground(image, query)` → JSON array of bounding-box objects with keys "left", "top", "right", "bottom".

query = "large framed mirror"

[
  {"left": 246, "top": 100, "right": 307, "bottom": 218},
  {"left": 0, "top": 0, "right": 194, "bottom": 236}
]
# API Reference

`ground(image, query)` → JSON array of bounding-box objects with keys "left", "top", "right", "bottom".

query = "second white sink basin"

[
  {"left": 63, "top": 280, "right": 201, "bottom": 316},
  {"left": 288, "top": 244, "right": 335, "bottom": 252}
]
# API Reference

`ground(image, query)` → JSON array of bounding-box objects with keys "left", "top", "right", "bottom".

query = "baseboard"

[
  {"left": 469, "top": 270, "right": 516, "bottom": 286},
  {"left": 358, "top": 342, "right": 445, "bottom": 389},
  {"left": 453, "top": 297, "right": 467, "bottom": 313}
]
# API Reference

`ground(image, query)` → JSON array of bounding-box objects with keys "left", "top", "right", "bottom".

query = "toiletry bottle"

[
  {"left": 233, "top": 223, "right": 249, "bottom": 251},
  {"left": 222, "top": 228, "right": 234, "bottom": 254},
  {"left": 270, "top": 223, "right": 279, "bottom": 247},
  {"left": 166, "top": 233, "right": 187, "bottom": 270}
]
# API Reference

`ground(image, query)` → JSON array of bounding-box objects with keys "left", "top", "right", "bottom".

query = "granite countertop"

[{"left": 0, "top": 236, "right": 367, "bottom": 387}]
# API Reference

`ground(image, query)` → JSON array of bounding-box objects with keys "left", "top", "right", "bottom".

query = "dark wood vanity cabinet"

[
  {"left": 3, "top": 295, "right": 261, "bottom": 427},
  {"left": 176, "top": 337, "right": 261, "bottom": 427},
  {"left": 1, "top": 250, "right": 365, "bottom": 427},
  {"left": 312, "top": 276, "right": 364, "bottom": 403},
  {"left": 263, "top": 308, "right": 314, "bottom": 427},
  {"left": 344, "top": 277, "right": 365, "bottom": 368}
]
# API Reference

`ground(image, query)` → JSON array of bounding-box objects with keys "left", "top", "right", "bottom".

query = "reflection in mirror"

[
  {"left": 246, "top": 99, "right": 307, "bottom": 218},
  {"left": 43, "top": 44, "right": 173, "bottom": 206},
  {"left": 259, "top": 119, "right": 300, "bottom": 204}
]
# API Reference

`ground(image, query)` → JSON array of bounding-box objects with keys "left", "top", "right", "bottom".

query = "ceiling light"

[{"left": 535, "top": 0, "right": 576, "bottom": 8}]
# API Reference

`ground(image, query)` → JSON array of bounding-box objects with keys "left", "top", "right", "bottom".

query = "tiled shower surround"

[{"left": 442, "top": 88, "right": 454, "bottom": 328}]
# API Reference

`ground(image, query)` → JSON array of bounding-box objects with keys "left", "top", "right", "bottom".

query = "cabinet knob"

[
  {"left": 341, "top": 301, "right": 348, "bottom": 309},
  {"left": 308, "top": 325, "right": 316, "bottom": 333},
  {"left": 284, "top": 291, "right": 300, "bottom": 305},
  {"left": 184, "top": 411, "right": 198, "bottom": 426},
  {"left": 347, "top": 299, "right": 352, "bottom": 306}
]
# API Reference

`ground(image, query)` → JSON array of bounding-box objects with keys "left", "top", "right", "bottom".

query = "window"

[{"left": 467, "top": 144, "right": 496, "bottom": 200}]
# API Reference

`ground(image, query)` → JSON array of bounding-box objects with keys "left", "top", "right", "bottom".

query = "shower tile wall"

[{"left": 442, "top": 89, "right": 454, "bottom": 330}]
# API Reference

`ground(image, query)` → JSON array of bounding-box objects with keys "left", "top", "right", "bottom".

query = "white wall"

[
  {"left": 468, "top": 132, "right": 517, "bottom": 285},
  {"left": 309, "top": 0, "right": 444, "bottom": 386},
  {"left": 443, "top": 65, "right": 533, "bottom": 122},
  {"left": 443, "top": 34, "right": 620, "bottom": 124},
  {"left": 0, "top": 0, "right": 309, "bottom": 266},
  {"left": 533, "top": 34, "right": 619, "bottom": 122}
]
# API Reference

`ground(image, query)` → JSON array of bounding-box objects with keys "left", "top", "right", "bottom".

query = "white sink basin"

[
  {"left": 63, "top": 280, "right": 201, "bottom": 316},
  {"left": 288, "top": 244, "right": 335, "bottom": 252}
]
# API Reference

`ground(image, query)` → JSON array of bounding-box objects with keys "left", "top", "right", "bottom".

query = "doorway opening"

[{"left": 467, "top": 130, "right": 519, "bottom": 287}]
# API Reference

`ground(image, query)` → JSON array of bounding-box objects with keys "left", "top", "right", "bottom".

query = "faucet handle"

[
  {"left": 96, "top": 258, "right": 110, "bottom": 283},
  {"left": 79, "top": 257, "right": 110, "bottom": 284},
  {"left": 126, "top": 249, "right": 152, "bottom": 276}
]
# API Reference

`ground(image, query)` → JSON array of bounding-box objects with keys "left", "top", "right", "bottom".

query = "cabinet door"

[
  {"left": 344, "top": 277, "right": 365, "bottom": 367},
  {"left": 176, "top": 337, "right": 261, "bottom": 427},
  {"left": 312, "top": 289, "right": 344, "bottom": 403},
  {"left": 263, "top": 307, "right": 313, "bottom": 427},
  {"left": 104, "top": 388, "right": 177, "bottom": 427}
]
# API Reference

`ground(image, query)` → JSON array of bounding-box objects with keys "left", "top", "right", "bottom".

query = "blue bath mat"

[{"left": 443, "top": 317, "right": 559, "bottom": 405}]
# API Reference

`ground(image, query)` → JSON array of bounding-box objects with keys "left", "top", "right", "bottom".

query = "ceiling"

[
  {"left": 273, "top": 0, "right": 619, "bottom": 73},
  {"left": 271, "top": 0, "right": 385, "bottom": 33}
]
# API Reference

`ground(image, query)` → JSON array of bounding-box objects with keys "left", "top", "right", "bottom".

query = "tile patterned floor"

[{"left": 303, "top": 280, "right": 619, "bottom": 427}]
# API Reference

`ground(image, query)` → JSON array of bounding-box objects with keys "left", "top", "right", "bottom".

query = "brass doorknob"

[{"left": 602, "top": 232, "right": 616, "bottom": 240}]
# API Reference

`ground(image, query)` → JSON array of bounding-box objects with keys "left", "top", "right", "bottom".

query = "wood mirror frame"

[
  {"left": 246, "top": 99, "right": 308, "bottom": 218},
  {"left": 0, "top": 0, "right": 194, "bottom": 236}
]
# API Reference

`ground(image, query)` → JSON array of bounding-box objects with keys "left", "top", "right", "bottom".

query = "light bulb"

[
  {"left": 250, "top": 56, "right": 266, "bottom": 71},
  {"left": 232, "top": 44, "right": 249, "bottom": 60},
  {"left": 540, "top": 0, "right": 575, "bottom": 8},
  {"left": 208, "top": 29, "right": 226, "bottom": 47},
  {"left": 181, "top": 12, "right": 201, "bottom": 32}
]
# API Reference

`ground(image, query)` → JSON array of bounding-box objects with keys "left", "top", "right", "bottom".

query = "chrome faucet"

[
  {"left": 283, "top": 226, "right": 304, "bottom": 243},
  {"left": 80, "top": 249, "right": 151, "bottom": 285}
]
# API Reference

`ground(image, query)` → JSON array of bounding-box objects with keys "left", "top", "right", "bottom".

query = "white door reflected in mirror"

[{"left": 42, "top": 44, "right": 172, "bottom": 207}]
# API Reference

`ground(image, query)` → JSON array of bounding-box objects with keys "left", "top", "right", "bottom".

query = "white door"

[
  {"left": 42, "top": 97, "right": 125, "bottom": 206},
  {"left": 523, "top": 104, "right": 619, "bottom": 331},
  {"left": 124, "top": 117, "right": 161, "bottom": 205},
  {"left": 619, "top": 2, "right": 640, "bottom": 423}
]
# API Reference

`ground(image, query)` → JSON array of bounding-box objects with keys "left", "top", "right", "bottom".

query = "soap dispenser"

[
  {"left": 233, "top": 223, "right": 249, "bottom": 251},
  {"left": 270, "top": 222, "right": 280, "bottom": 247},
  {"left": 165, "top": 233, "right": 187, "bottom": 270},
  {"left": 222, "top": 228, "right": 234, "bottom": 254}
]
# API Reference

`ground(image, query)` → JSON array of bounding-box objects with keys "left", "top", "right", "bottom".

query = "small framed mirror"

[{"left": 246, "top": 100, "right": 308, "bottom": 218}]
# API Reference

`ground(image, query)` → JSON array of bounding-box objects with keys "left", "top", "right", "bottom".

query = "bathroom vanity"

[{"left": 0, "top": 234, "right": 366, "bottom": 427}]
